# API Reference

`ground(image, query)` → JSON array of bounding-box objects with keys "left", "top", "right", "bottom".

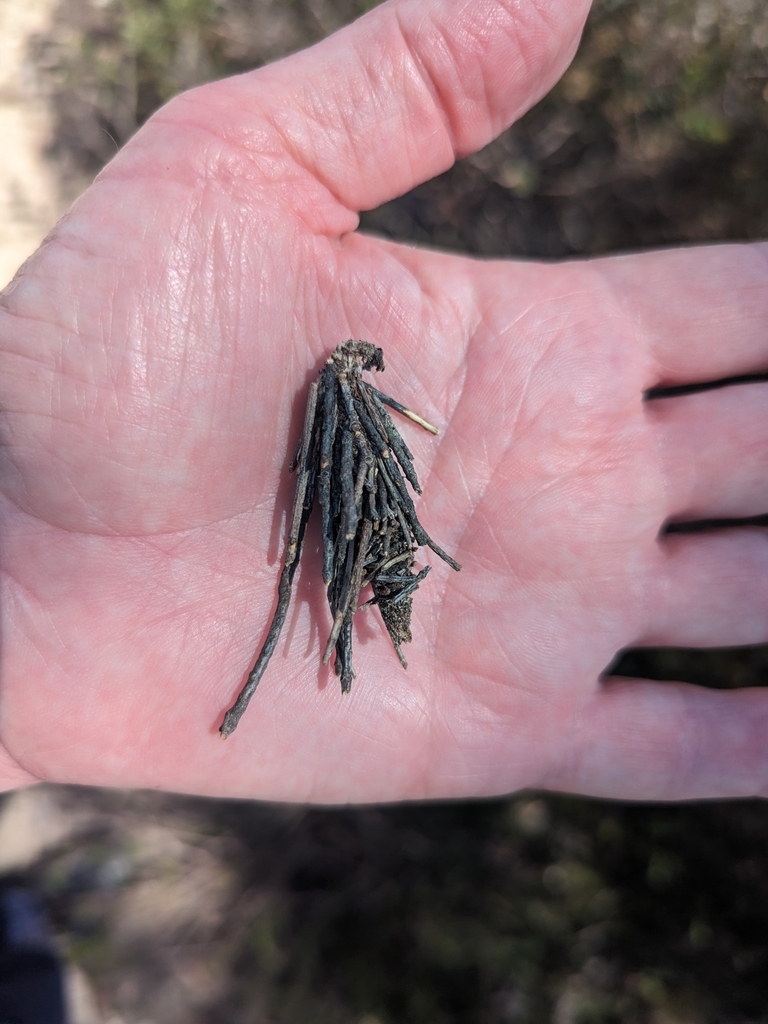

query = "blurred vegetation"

[
  {"left": 12, "top": 785, "right": 768, "bottom": 1023},
  {"left": 15, "top": 0, "right": 768, "bottom": 1021}
]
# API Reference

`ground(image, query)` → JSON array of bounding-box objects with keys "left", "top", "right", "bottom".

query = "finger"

[
  {"left": 598, "top": 243, "right": 768, "bottom": 387},
  {"left": 161, "top": 0, "right": 592, "bottom": 213},
  {"left": 643, "top": 530, "right": 768, "bottom": 648},
  {"left": 650, "top": 380, "right": 768, "bottom": 521},
  {"left": 545, "top": 679, "right": 768, "bottom": 801}
]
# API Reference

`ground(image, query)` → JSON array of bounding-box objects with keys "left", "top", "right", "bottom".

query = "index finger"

[{"left": 598, "top": 243, "right": 768, "bottom": 389}]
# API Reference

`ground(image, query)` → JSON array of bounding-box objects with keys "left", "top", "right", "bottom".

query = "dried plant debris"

[{"left": 220, "top": 340, "right": 460, "bottom": 737}]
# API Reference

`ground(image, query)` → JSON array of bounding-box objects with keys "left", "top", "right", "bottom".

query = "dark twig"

[
  {"left": 220, "top": 340, "right": 461, "bottom": 737},
  {"left": 220, "top": 381, "right": 320, "bottom": 738}
]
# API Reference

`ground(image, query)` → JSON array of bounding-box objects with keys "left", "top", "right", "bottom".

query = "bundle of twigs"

[{"left": 220, "top": 340, "right": 460, "bottom": 737}]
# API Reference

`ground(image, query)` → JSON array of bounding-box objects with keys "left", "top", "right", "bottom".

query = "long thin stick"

[{"left": 220, "top": 382, "right": 319, "bottom": 738}]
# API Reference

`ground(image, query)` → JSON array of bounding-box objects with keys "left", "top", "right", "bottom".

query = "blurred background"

[{"left": 1, "top": 0, "right": 768, "bottom": 1020}]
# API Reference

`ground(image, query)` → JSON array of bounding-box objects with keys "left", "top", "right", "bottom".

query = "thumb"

[{"left": 159, "top": 0, "right": 592, "bottom": 215}]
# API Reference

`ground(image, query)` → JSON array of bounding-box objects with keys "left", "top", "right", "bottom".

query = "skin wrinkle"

[
  {"left": 424, "top": 461, "right": 467, "bottom": 565},
  {"left": 145, "top": 600, "right": 231, "bottom": 664},
  {"left": 445, "top": 322, "right": 534, "bottom": 522},
  {"left": 466, "top": 13, "right": 500, "bottom": 139},
  {"left": 0, "top": 310, "right": 81, "bottom": 363},
  {"left": 394, "top": 8, "right": 468, "bottom": 155},
  {"left": 147, "top": 220, "right": 245, "bottom": 426},
  {"left": 339, "top": 244, "right": 434, "bottom": 380},
  {"left": 369, "top": 239, "right": 484, "bottom": 351},
  {"left": 17, "top": 229, "right": 112, "bottom": 266},
  {"left": 148, "top": 110, "right": 351, "bottom": 238},
  {"left": 11, "top": 590, "right": 67, "bottom": 677},
  {"left": 458, "top": 657, "right": 554, "bottom": 727},
  {"left": 242, "top": 92, "right": 366, "bottom": 219},
  {"left": 194, "top": 129, "right": 279, "bottom": 196},
  {"left": 162, "top": 113, "right": 287, "bottom": 195},
  {"left": 521, "top": 423, "right": 643, "bottom": 510},
  {"left": 377, "top": 278, "right": 417, "bottom": 341},
  {"left": 452, "top": 446, "right": 474, "bottom": 508},
  {"left": 345, "top": 238, "right": 470, "bottom": 374},
  {"left": 220, "top": 211, "right": 250, "bottom": 342},
  {"left": 392, "top": 6, "right": 461, "bottom": 167},
  {"left": 418, "top": 265, "right": 479, "bottom": 359},
  {"left": 395, "top": 290, "right": 432, "bottom": 366},
  {"left": 20, "top": 534, "right": 237, "bottom": 695},
  {"left": 454, "top": 6, "right": 518, "bottom": 133},
  {"left": 300, "top": 73, "right": 371, "bottom": 176},
  {"left": 494, "top": 316, "right": 545, "bottom": 428},
  {"left": 516, "top": 0, "right": 583, "bottom": 93},
  {"left": 466, "top": 520, "right": 514, "bottom": 579},
  {"left": 397, "top": 0, "right": 550, "bottom": 156},
  {"left": 4, "top": 472, "right": 267, "bottom": 537},
  {"left": 351, "top": 39, "right": 424, "bottom": 196},
  {"left": 298, "top": 261, "right": 326, "bottom": 349},
  {"left": 567, "top": 264, "right": 649, "bottom": 393},
  {"left": 354, "top": 265, "right": 408, "bottom": 336},
  {"left": 424, "top": 692, "right": 471, "bottom": 794},
  {"left": 463, "top": 0, "right": 561, "bottom": 139},
  {"left": 456, "top": 405, "right": 651, "bottom": 655}
]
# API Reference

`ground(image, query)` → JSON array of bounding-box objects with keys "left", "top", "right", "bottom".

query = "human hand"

[{"left": 1, "top": 0, "right": 767, "bottom": 802}]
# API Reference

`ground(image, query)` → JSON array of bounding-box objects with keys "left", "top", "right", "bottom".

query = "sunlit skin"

[{"left": 1, "top": 0, "right": 767, "bottom": 802}]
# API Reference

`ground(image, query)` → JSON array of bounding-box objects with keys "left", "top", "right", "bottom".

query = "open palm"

[{"left": 1, "top": 0, "right": 767, "bottom": 801}]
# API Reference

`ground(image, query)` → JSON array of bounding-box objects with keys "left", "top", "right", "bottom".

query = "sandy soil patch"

[{"left": 0, "top": 0, "right": 64, "bottom": 288}]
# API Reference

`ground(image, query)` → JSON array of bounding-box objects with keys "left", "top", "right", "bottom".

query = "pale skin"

[{"left": 0, "top": 0, "right": 767, "bottom": 802}]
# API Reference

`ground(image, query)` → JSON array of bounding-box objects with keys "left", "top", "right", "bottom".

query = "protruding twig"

[
  {"left": 220, "top": 381, "right": 320, "bottom": 738},
  {"left": 374, "top": 387, "right": 439, "bottom": 435}
]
